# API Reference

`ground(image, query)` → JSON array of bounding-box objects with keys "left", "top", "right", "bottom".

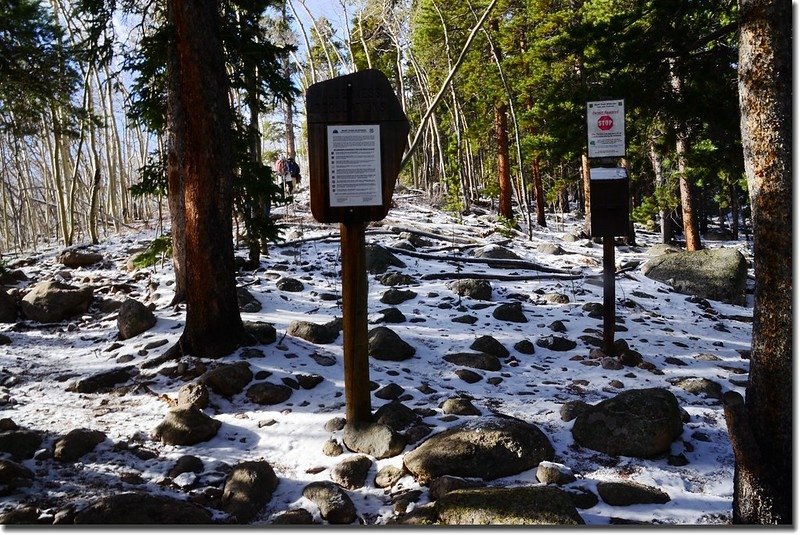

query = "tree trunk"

[
  {"left": 727, "top": 0, "right": 792, "bottom": 524},
  {"left": 532, "top": 157, "right": 546, "bottom": 227},
  {"left": 649, "top": 142, "right": 672, "bottom": 244},
  {"left": 676, "top": 132, "right": 701, "bottom": 250},
  {"left": 730, "top": 181, "right": 739, "bottom": 240},
  {"left": 166, "top": 0, "right": 187, "bottom": 305},
  {"left": 495, "top": 103, "right": 512, "bottom": 220},
  {"left": 581, "top": 152, "right": 591, "bottom": 234},
  {"left": 170, "top": 0, "right": 247, "bottom": 357}
]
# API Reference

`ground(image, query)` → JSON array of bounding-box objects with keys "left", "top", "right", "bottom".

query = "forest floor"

[{"left": 0, "top": 186, "right": 753, "bottom": 525}]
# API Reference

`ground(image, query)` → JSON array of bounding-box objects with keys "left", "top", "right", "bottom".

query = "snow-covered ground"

[{"left": 0, "top": 188, "right": 753, "bottom": 525}]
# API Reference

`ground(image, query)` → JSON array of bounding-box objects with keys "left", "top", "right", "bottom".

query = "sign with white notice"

[
  {"left": 587, "top": 100, "right": 625, "bottom": 158},
  {"left": 327, "top": 125, "right": 382, "bottom": 207}
]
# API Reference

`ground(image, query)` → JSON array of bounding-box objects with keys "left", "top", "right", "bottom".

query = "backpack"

[
  {"left": 275, "top": 158, "right": 288, "bottom": 176},
  {"left": 287, "top": 158, "right": 301, "bottom": 178}
]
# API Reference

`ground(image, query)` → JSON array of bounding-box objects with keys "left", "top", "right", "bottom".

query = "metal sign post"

[
  {"left": 306, "top": 70, "right": 409, "bottom": 423},
  {"left": 586, "top": 100, "right": 628, "bottom": 357}
]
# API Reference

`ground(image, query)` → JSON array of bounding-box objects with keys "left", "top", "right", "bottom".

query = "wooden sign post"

[
  {"left": 586, "top": 100, "right": 628, "bottom": 357},
  {"left": 306, "top": 70, "right": 409, "bottom": 423}
]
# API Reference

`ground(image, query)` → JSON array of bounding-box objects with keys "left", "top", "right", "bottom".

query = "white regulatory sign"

[
  {"left": 587, "top": 100, "right": 625, "bottom": 158},
  {"left": 327, "top": 125, "right": 382, "bottom": 207}
]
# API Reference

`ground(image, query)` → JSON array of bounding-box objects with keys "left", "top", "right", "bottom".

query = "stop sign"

[{"left": 597, "top": 115, "right": 613, "bottom": 131}]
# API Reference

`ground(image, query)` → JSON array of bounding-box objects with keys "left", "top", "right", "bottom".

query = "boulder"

[
  {"left": 221, "top": 460, "right": 278, "bottom": 523},
  {"left": 448, "top": 279, "right": 493, "bottom": 301},
  {"left": 74, "top": 492, "right": 213, "bottom": 524},
  {"left": 53, "top": 428, "right": 106, "bottom": 462},
  {"left": 271, "top": 509, "right": 316, "bottom": 525},
  {"left": 443, "top": 352, "right": 501, "bottom": 372},
  {"left": 670, "top": 377, "right": 723, "bottom": 400},
  {"left": 429, "top": 475, "right": 485, "bottom": 500},
  {"left": 302, "top": 481, "right": 357, "bottom": 524},
  {"left": 642, "top": 247, "right": 748, "bottom": 305},
  {"left": 441, "top": 398, "right": 481, "bottom": 416},
  {"left": 0, "top": 289, "right": 17, "bottom": 323},
  {"left": 243, "top": 321, "right": 277, "bottom": 344},
  {"left": 117, "top": 299, "right": 156, "bottom": 340},
  {"left": 365, "top": 244, "right": 406, "bottom": 274},
  {"left": 536, "top": 335, "right": 577, "bottom": 352},
  {"left": 469, "top": 335, "right": 509, "bottom": 358},
  {"left": 368, "top": 327, "right": 416, "bottom": 361},
  {"left": 276, "top": 277, "right": 304, "bottom": 292},
  {"left": 287, "top": 319, "right": 341, "bottom": 344},
  {"left": 0, "top": 459, "right": 34, "bottom": 486},
  {"left": 168, "top": 455, "right": 204, "bottom": 478},
  {"left": 237, "top": 287, "right": 262, "bottom": 312},
  {"left": 246, "top": 382, "right": 293, "bottom": 405},
  {"left": 596, "top": 481, "right": 671, "bottom": 506},
  {"left": 537, "top": 243, "right": 565, "bottom": 256},
  {"left": 21, "top": 280, "right": 93, "bottom": 323},
  {"left": 152, "top": 407, "right": 222, "bottom": 446},
  {"left": 380, "top": 272, "right": 417, "bottom": 286},
  {"left": 492, "top": 302, "right": 528, "bottom": 323},
  {"left": 177, "top": 383, "right": 209, "bottom": 409},
  {"left": 67, "top": 367, "right": 134, "bottom": 394},
  {"left": 380, "top": 288, "right": 417, "bottom": 305},
  {"left": 474, "top": 245, "right": 521, "bottom": 262},
  {"left": 343, "top": 422, "right": 406, "bottom": 459},
  {"left": 536, "top": 461, "right": 576, "bottom": 485},
  {"left": 375, "top": 400, "right": 421, "bottom": 431},
  {"left": 435, "top": 486, "right": 584, "bottom": 525},
  {"left": 330, "top": 454, "right": 372, "bottom": 490},
  {"left": 403, "top": 416, "right": 554, "bottom": 483},
  {"left": 0, "top": 430, "right": 42, "bottom": 460},
  {"left": 375, "top": 466, "right": 405, "bottom": 489},
  {"left": 57, "top": 248, "right": 103, "bottom": 268},
  {"left": 571, "top": 388, "right": 683, "bottom": 458},
  {"left": 202, "top": 362, "right": 253, "bottom": 398}
]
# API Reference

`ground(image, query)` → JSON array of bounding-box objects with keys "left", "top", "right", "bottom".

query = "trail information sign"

[
  {"left": 307, "top": 69, "right": 409, "bottom": 223},
  {"left": 587, "top": 100, "right": 625, "bottom": 158}
]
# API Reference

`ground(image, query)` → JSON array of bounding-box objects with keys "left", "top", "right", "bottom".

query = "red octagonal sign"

[{"left": 597, "top": 115, "right": 613, "bottom": 131}]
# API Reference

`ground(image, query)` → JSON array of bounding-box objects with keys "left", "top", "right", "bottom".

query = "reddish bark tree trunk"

[
  {"left": 171, "top": 0, "right": 247, "bottom": 358},
  {"left": 495, "top": 103, "right": 512, "bottom": 220},
  {"left": 532, "top": 157, "right": 546, "bottom": 227},
  {"left": 581, "top": 152, "right": 591, "bottom": 235},
  {"left": 726, "top": 0, "right": 792, "bottom": 524}
]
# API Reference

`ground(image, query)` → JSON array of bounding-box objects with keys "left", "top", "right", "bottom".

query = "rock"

[
  {"left": 448, "top": 279, "right": 493, "bottom": 301},
  {"left": 243, "top": 321, "right": 277, "bottom": 344},
  {"left": 403, "top": 416, "right": 554, "bottom": 483},
  {"left": 272, "top": 509, "right": 316, "bottom": 525},
  {"left": 325, "top": 417, "right": 347, "bottom": 432},
  {"left": 153, "top": 407, "right": 222, "bottom": 446},
  {"left": 380, "top": 272, "right": 417, "bottom": 286},
  {"left": 237, "top": 287, "right": 262, "bottom": 312},
  {"left": 296, "top": 373, "right": 324, "bottom": 389},
  {"left": 405, "top": 424, "right": 433, "bottom": 445},
  {"left": 670, "top": 377, "right": 723, "bottom": 400},
  {"left": 177, "top": 383, "right": 209, "bottom": 409},
  {"left": 538, "top": 243, "right": 565, "bottom": 255},
  {"left": 343, "top": 422, "right": 406, "bottom": 459},
  {"left": 117, "top": 299, "right": 156, "bottom": 340},
  {"left": 0, "top": 289, "right": 17, "bottom": 323},
  {"left": 474, "top": 245, "right": 521, "bottom": 261},
  {"left": 536, "top": 335, "right": 577, "bottom": 352},
  {"left": 53, "top": 428, "right": 106, "bottom": 462},
  {"left": 435, "top": 486, "right": 584, "bottom": 525},
  {"left": 0, "top": 505, "right": 41, "bottom": 524},
  {"left": 514, "top": 340, "right": 536, "bottom": 354},
  {"left": 469, "top": 335, "right": 509, "bottom": 358},
  {"left": 74, "top": 492, "right": 213, "bottom": 524},
  {"left": 67, "top": 367, "right": 134, "bottom": 394},
  {"left": 0, "top": 459, "right": 34, "bottom": 486},
  {"left": 566, "top": 487, "right": 600, "bottom": 509},
  {"left": 57, "top": 248, "right": 103, "bottom": 268},
  {"left": 441, "top": 397, "right": 481, "bottom": 416},
  {"left": 582, "top": 302, "right": 604, "bottom": 318},
  {"left": 642, "top": 247, "right": 748, "bottom": 305},
  {"left": 368, "top": 326, "right": 416, "bottom": 361},
  {"left": 454, "top": 369, "right": 483, "bottom": 384},
  {"left": 443, "top": 352, "right": 501, "bottom": 372},
  {"left": 331, "top": 454, "right": 372, "bottom": 490},
  {"left": 571, "top": 388, "right": 683, "bottom": 458},
  {"left": 492, "top": 302, "right": 528, "bottom": 323},
  {"left": 391, "top": 239, "right": 416, "bottom": 251},
  {"left": 548, "top": 320, "right": 567, "bottom": 332},
  {"left": 287, "top": 319, "right": 341, "bottom": 344},
  {"left": 704, "top": 228, "right": 734, "bottom": 241},
  {"left": 380, "top": 288, "right": 417, "bottom": 305},
  {"left": 429, "top": 475, "right": 486, "bottom": 500},
  {"left": 559, "top": 400, "right": 590, "bottom": 422},
  {"left": 365, "top": 244, "right": 406, "bottom": 274},
  {"left": 302, "top": 481, "right": 357, "bottom": 524},
  {"left": 21, "top": 280, "right": 93, "bottom": 323},
  {"left": 543, "top": 293, "right": 570, "bottom": 304},
  {"left": 0, "top": 418, "right": 17, "bottom": 431},
  {"left": 376, "top": 307, "right": 406, "bottom": 323},
  {"left": 375, "top": 466, "right": 405, "bottom": 489},
  {"left": 375, "top": 401, "right": 420, "bottom": 431},
  {"left": 323, "top": 439, "right": 344, "bottom": 457},
  {"left": 168, "top": 455, "right": 204, "bottom": 478},
  {"left": 0, "top": 430, "right": 42, "bottom": 460},
  {"left": 597, "top": 480, "right": 671, "bottom": 506},
  {"left": 246, "top": 382, "right": 293, "bottom": 405},
  {"left": 276, "top": 277, "right": 304, "bottom": 292},
  {"left": 536, "top": 461, "right": 576, "bottom": 485},
  {"left": 202, "top": 362, "right": 253, "bottom": 398},
  {"left": 221, "top": 460, "right": 278, "bottom": 523},
  {"left": 374, "top": 382, "right": 405, "bottom": 400}
]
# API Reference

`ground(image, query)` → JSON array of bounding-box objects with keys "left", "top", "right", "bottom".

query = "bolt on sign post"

[
  {"left": 586, "top": 100, "right": 628, "bottom": 357},
  {"left": 306, "top": 70, "right": 409, "bottom": 424}
]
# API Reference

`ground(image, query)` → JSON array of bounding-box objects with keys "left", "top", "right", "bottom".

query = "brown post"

[
  {"left": 340, "top": 221, "right": 372, "bottom": 423},
  {"left": 603, "top": 235, "right": 616, "bottom": 356}
]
